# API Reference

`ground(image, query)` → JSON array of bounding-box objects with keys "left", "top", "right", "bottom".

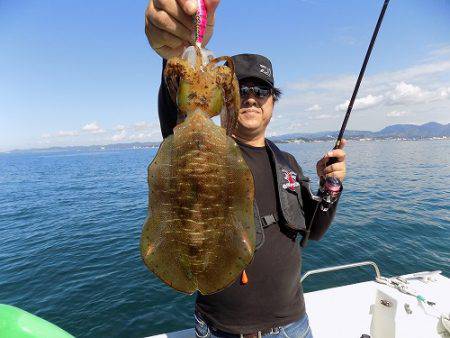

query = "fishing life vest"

[{"left": 254, "top": 139, "right": 313, "bottom": 250}]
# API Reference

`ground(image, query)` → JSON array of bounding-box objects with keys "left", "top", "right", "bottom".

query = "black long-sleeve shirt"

[{"left": 156, "top": 60, "right": 338, "bottom": 333}]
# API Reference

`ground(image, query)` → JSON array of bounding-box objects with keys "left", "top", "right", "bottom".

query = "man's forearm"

[{"left": 307, "top": 198, "right": 339, "bottom": 241}]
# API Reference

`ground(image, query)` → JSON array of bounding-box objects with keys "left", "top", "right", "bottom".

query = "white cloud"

[
  {"left": 308, "top": 114, "right": 339, "bottom": 120},
  {"left": 28, "top": 118, "right": 163, "bottom": 150},
  {"left": 111, "top": 130, "right": 127, "bottom": 141},
  {"left": 133, "top": 121, "right": 151, "bottom": 131},
  {"left": 306, "top": 104, "right": 322, "bottom": 112},
  {"left": 23, "top": 46, "right": 450, "bottom": 149},
  {"left": 386, "top": 110, "right": 409, "bottom": 117},
  {"left": 129, "top": 133, "right": 147, "bottom": 140},
  {"left": 287, "top": 122, "right": 306, "bottom": 130},
  {"left": 38, "top": 140, "right": 51, "bottom": 145},
  {"left": 387, "top": 82, "right": 450, "bottom": 105},
  {"left": 438, "top": 87, "right": 450, "bottom": 98},
  {"left": 288, "top": 74, "right": 355, "bottom": 92},
  {"left": 335, "top": 94, "right": 383, "bottom": 111},
  {"left": 288, "top": 60, "right": 450, "bottom": 94},
  {"left": 82, "top": 122, "right": 104, "bottom": 134},
  {"left": 426, "top": 44, "right": 450, "bottom": 60},
  {"left": 383, "top": 61, "right": 450, "bottom": 84},
  {"left": 388, "top": 82, "right": 424, "bottom": 103},
  {"left": 275, "top": 45, "right": 450, "bottom": 134},
  {"left": 57, "top": 130, "right": 79, "bottom": 137}
]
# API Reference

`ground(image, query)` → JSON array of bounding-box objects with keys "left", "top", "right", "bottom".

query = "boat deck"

[
  {"left": 305, "top": 273, "right": 450, "bottom": 338},
  {"left": 146, "top": 271, "right": 450, "bottom": 338}
]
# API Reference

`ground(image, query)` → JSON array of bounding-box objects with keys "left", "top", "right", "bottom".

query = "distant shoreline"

[
  {"left": 273, "top": 135, "right": 449, "bottom": 144},
  {"left": 2, "top": 136, "right": 448, "bottom": 155},
  {"left": 4, "top": 121, "right": 449, "bottom": 154}
]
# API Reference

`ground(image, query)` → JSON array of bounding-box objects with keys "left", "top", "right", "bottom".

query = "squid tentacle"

[
  {"left": 164, "top": 58, "right": 190, "bottom": 105},
  {"left": 194, "top": 45, "right": 203, "bottom": 68},
  {"left": 211, "top": 57, "right": 239, "bottom": 136}
]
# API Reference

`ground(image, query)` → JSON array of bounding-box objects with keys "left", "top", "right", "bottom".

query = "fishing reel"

[
  {"left": 303, "top": 174, "right": 342, "bottom": 211},
  {"left": 299, "top": 156, "right": 342, "bottom": 248},
  {"left": 299, "top": 175, "right": 342, "bottom": 248},
  {"left": 316, "top": 153, "right": 344, "bottom": 211},
  {"left": 318, "top": 176, "right": 342, "bottom": 211}
]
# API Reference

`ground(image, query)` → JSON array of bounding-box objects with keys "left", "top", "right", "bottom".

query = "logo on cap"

[{"left": 259, "top": 64, "right": 272, "bottom": 77}]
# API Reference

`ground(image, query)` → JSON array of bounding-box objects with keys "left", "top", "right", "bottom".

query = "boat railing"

[{"left": 301, "top": 260, "right": 381, "bottom": 283}]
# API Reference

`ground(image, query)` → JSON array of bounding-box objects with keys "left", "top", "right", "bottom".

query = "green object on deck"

[{"left": 0, "top": 304, "right": 74, "bottom": 338}]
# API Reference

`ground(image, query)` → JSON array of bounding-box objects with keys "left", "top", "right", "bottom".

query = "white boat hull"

[{"left": 145, "top": 270, "right": 450, "bottom": 338}]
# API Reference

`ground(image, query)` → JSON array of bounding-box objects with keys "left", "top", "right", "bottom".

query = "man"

[{"left": 145, "top": 1, "right": 347, "bottom": 337}]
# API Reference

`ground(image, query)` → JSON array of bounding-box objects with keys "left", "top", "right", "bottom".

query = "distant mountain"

[
  {"left": 271, "top": 122, "right": 450, "bottom": 143},
  {"left": 374, "top": 122, "right": 450, "bottom": 138}
]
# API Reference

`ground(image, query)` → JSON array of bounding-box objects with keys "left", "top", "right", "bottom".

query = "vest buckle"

[{"left": 261, "top": 214, "right": 279, "bottom": 227}]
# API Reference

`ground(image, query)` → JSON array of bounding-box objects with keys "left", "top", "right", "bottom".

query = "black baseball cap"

[{"left": 230, "top": 54, "right": 275, "bottom": 88}]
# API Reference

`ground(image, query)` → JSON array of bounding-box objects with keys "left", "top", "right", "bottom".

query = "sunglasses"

[{"left": 239, "top": 85, "right": 272, "bottom": 98}]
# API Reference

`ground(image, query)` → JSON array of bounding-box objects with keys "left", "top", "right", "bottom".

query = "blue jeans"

[{"left": 194, "top": 312, "right": 313, "bottom": 338}]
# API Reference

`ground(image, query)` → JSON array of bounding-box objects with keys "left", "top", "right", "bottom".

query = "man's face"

[{"left": 235, "top": 78, "right": 274, "bottom": 141}]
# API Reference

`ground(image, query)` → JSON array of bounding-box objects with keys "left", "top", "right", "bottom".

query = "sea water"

[{"left": 0, "top": 139, "right": 449, "bottom": 338}]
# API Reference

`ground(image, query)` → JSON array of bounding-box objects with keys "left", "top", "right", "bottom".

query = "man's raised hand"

[
  {"left": 316, "top": 139, "right": 347, "bottom": 183},
  {"left": 145, "top": 0, "right": 220, "bottom": 59}
]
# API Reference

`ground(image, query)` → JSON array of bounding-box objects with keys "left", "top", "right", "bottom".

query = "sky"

[{"left": 1, "top": 0, "right": 450, "bottom": 151}]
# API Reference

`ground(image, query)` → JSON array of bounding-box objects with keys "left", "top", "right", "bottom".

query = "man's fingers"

[
  {"left": 316, "top": 157, "right": 326, "bottom": 179},
  {"left": 146, "top": 0, "right": 195, "bottom": 58},
  {"left": 205, "top": 0, "right": 219, "bottom": 25},
  {"left": 325, "top": 149, "right": 346, "bottom": 162},
  {"left": 175, "top": 0, "right": 198, "bottom": 16},
  {"left": 155, "top": 45, "right": 187, "bottom": 59},
  {"left": 151, "top": 4, "right": 193, "bottom": 42},
  {"left": 147, "top": 0, "right": 221, "bottom": 55},
  {"left": 177, "top": 0, "right": 219, "bottom": 21},
  {"left": 338, "top": 138, "right": 347, "bottom": 150},
  {"left": 324, "top": 162, "right": 346, "bottom": 175},
  {"left": 205, "top": 0, "right": 220, "bottom": 13},
  {"left": 148, "top": 21, "right": 186, "bottom": 49},
  {"left": 317, "top": 139, "right": 347, "bottom": 181},
  {"left": 325, "top": 171, "right": 345, "bottom": 181},
  {"left": 153, "top": 0, "right": 194, "bottom": 30}
]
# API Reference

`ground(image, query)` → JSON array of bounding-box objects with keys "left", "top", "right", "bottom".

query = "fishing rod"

[
  {"left": 300, "top": 0, "right": 390, "bottom": 247},
  {"left": 333, "top": 0, "right": 390, "bottom": 151}
]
